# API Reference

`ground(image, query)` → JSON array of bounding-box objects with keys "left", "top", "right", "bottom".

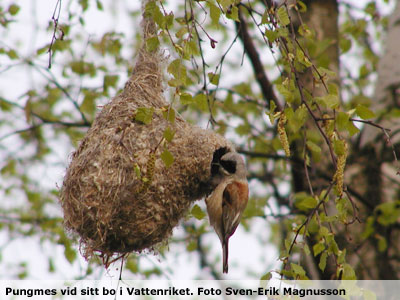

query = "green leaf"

[
  {"left": 265, "top": 29, "right": 279, "bottom": 42},
  {"left": 306, "top": 140, "right": 321, "bottom": 153},
  {"left": 317, "top": 67, "right": 336, "bottom": 79},
  {"left": 184, "top": 40, "right": 200, "bottom": 57},
  {"left": 161, "top": 148, "right": 174, "bottom": 167},
  {"left": 6, "top": 49, "right": 18, "bottom": 59},
  {"left": 361, "top": 216, "right": 375, "bottom": 239},
  {"left": 290, "top": 263, "right": 306, "bottom": 277},
  {"left": 186, "top": 240, "right": 197, "bottom": 252},
  {"left": 303, "top": 243, "right": 311, "bottom": 256},
  {"left": 295, "top": 195, "right": 318, "bottom": 211},
  {"left": 356, "top": 104, "right": 375, "bottom": 120},
  {"left": 340, "top": 37, "right": 352, "bottom": 53},
  {"left": 8, "top": 4, "right": 20, "bottom": 16},
  {"left": 333, "top": 139, "right": 346, "bottom": 156},
  {"left": 167, "top": 59, "right": 187, "bottom": 87},
  {"left": 277, "top": 6, "right": 290, "bottom": 26},
  {"left": 359, "top": 64, "right": 370, "bottom": 78},
  {"left": 175, "top": 27, "right": 188, "bottom": 39},
  {"left": 180, "top": 92, "right": 193, "bottom": 105},
  {"left": 328, "top": 83, "right": 339, "bottom": 95},
  {"left": 234, "top": 82, "right": 252, "bottom": 95},
  {"left": 226, "top": 6, "right": 239, "bottom": 21},
  {"left": 135, "top": 107, "right": 154, "bottom": 125},
  {"left": 261, "top": 9, "right": 269, "bottom": 24},
  {"left": 165, "top": 12, "right": 174, "bottom": 28},
  {"left": 336, "top": 111, "right": 349, "bottom": 131},
  {"left": 291, "top": 105, "right": 307, "bottom": 131},
  {"left": 52, "top": 39, "right": 71, "bottom": 52},
  {"left": 277, "top": 27, "right": 289, "bottom": 38},
  {"left": 163, "top": 127, "right": 175, "bottom": 142},
  {"left": 191, "top": 204, "right": 206, "bottom": 220},
  {"left": 298, "top": 24, "right": 312, "bottom": 38},
  {"left": 126, "top": 258, "right": 139, "bottom": 273},
  {"left": 363, "top": 290, "right": 377, "bottom": 300},
  {"left": 319, "top": 189, "right": 328, "bottom": 202},
  {"left": 267, "top": 101, "right": 277, "bottom": 123},
  {"left": 375, "top": 201, "right": 400, "bottom": 226},
  {"left": 260, "top": 272, "right": 272, "bottom": 280},
  {"left": 365, "top": 2, "right": 377, "bottom": 16},
  {"left": 315, "top": 94, "right": 339, "bottom": 109},
  {"left": 1, "top": 159, "right": 16, "bottom": 175},
  {"left": 146, "top": 36, "right": 160, "bottom": 52},
  {"left": 235, "top": 123, "right": 251, "bottom": 136},
  {"left": 69, "top": 61, "right": 96, "bottom": 77},
  {"left": 96, "top": 0, "right": 103, "bottom": 10},
  {"left": 193, "top": 93, "right": 208, "bottom": 112},
  {"left": 145, "top": 1, "right": 165, "bottom": 29},
  {"left": 79, "top": 0, "right": 89, "bottom": 11},
  {"left": 219, "top": 0, "right": 234, "bottom": 11},
  {"left": 17, "top": 263, "right": 28, "bottom": 279},
  {"left": 276, "top": 84, "right": 294, "bottom": 103},
  {"left": 336, "top": 198, "right": 349, "bottom": 221},
  {"left": 327, "top": 236, "right": 340, "bottom": 255},
  {"left": 48, "top": 258, "right": 55, "bottom": 273},
  {"left": 36, "top": 45, "right": 48, "bottom": 55},
  {"left": 144, "top": 0, "right": 157, "bottom": 15},
  {"left": 133, "top": 163, "right": 141, "bottom": 179},
  {"left": 80, "top": 91, "right": 97, "bottom": 115},
  {"left": 64, "top": 244, "right": 77, "bottom": 264},
  {"left": 347, "top": 118, "right": 360, "bottom": 136},
  {"left": 319, "top": 252, "right": 327, "bottom": 271},
  {"left": 103, "top": 75, "right": 118, "bottom": 91},
  {"left": 296, "top": 48, "right": 312, "bottom": 67},
  {"left": 207, "top": 72, "right": 220, "bottom": 85},
  {"left": 209, "top": 3, "right": 221, "bottom": 27},
  {"left": 162, "top": 107, "right": 176, "bottom": 123},
  {"left": 297, "top": 1, "right": 307, "bottom": 13},
  {"left": 313, "top": 243, "right": 325, "bottom": 256},
  {"left": 337, "top": 249, "right": 347, "bottom": 264},
  {"left": 377, "top": 236, "right": 387, "bottom": 252},
  {"left": 319, "top": 226, "right": 329, "bottom": 237},
  {"left": 341, "top": 263, "right": 356, "bottom": 280}
]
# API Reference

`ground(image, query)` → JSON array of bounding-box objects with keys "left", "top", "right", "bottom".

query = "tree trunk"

[{"left": 292, "top": 0, "right": 400, "bottom": 279}]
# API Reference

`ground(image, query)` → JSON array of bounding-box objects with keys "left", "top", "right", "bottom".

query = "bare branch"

[
  {"left": 48, "top": 0, "right": 63, "bottom": 68},
  {"left": 235, "top": 8, "right": 281, "bottom": 110}
]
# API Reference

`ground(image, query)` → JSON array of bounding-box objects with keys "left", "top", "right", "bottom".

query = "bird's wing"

[
  {"left": 205, "top": 180, "right": 227, "bottom": 239},
  {"left": 221, "top": 181, "right": 248, "bottom": 240}
]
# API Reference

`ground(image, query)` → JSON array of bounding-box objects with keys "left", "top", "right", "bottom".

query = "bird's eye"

[
  {"left": 220, "top": 159, "right": 237, "bottom": 174},
  {"left": 211, "top": 147, "right": 230, "bottom": 176}
]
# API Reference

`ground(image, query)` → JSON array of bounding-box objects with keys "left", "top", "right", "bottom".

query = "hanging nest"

[{"left": 59, "top": 5, "right": 234, "bottom": 264}]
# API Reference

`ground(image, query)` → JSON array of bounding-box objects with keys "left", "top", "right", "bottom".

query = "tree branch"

[
  {"left": 239, "top": 149, "right": 374, "bottom": 210},
  {"left": 236, "top": 8, "right": 281, "bottom": 110}
]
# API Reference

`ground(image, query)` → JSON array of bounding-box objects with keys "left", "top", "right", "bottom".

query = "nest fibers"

[{"left": 59, "top": 10, "right": 233, "bottom": 264}]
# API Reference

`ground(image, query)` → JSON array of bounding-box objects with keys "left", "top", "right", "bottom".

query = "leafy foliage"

[{"left": 0, "top": 0, "right": 399, "bottom": 280}]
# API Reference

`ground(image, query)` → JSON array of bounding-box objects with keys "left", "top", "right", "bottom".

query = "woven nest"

[{"left": 59, "top": 10, "right": 233, "bottom": 263}]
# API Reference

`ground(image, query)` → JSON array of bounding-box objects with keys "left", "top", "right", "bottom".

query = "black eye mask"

[
  {"left": 211, "top": 147, "right": 230, "bottom": 176},
  {"left": 220, "top": 158, "right": 237, "bottom": 174}
]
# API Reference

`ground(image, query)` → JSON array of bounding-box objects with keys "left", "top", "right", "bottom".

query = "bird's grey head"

[{"left": 220, "top": 152, "right": 247, "bottom": 178}]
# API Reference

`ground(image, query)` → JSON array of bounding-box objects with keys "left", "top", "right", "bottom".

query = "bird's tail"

[{"left": 223, "top": 240, "right": 229, "bottom": 273}]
